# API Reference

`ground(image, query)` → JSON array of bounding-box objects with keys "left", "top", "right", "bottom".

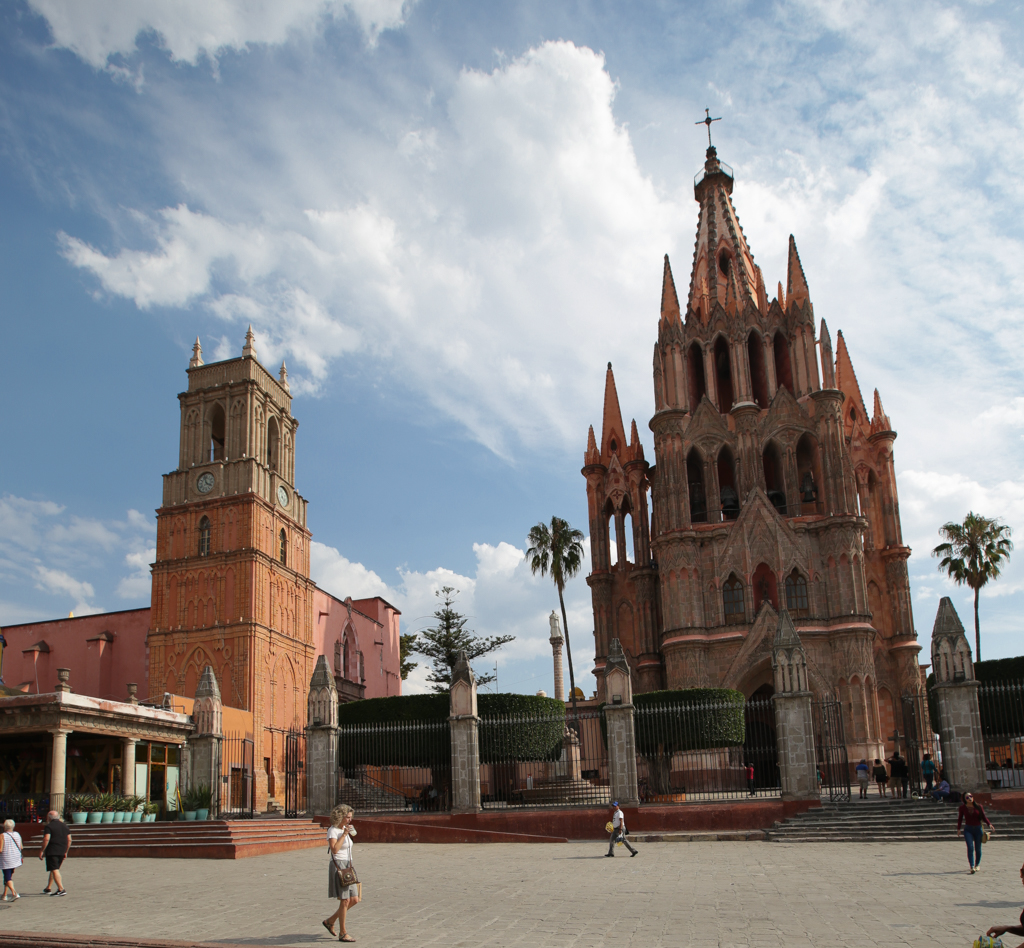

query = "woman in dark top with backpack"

[
  {"left": 957, "top": 792, "right": 993, "bottom": 874},
  {"left": 986, "top": 861, "right": 1024, "bottom": 945}
]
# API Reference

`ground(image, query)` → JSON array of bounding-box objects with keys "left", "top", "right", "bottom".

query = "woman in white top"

[
  {"left": 1, "top": 819, "right": 23, "bottom": 901},
  {"left": 323, "top": 804, "right": 360, "bottom": 942}
]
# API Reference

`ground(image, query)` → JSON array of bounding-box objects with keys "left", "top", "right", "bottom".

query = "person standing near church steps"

[
  {"left": 606, "top": 802, "right": 637, "bottom": 858},
  {"left": 38, "top": 810, "right": 70, "bottom": 896}
]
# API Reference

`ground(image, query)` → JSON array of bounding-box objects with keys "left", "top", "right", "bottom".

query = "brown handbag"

[{"left": 337, "top": 864, "right": 358, "bottom": 887}]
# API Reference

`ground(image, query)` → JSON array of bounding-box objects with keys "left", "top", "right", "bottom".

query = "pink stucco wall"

[
  {"left": 312, "top": 590, "right": 402, "bottom": 699},
  {"left": 0, "top": 608, "right": 151, "bottom": 701}
]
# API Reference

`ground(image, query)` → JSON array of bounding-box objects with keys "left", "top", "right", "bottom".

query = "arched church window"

[
  {"left": 785, "top": 570, "right": 809, "bottom": 614},
  {"left": 686, "top": 450, "right": 707, "bottom": 523},
  {"left": 773, "top": 332, "right": 794, "bottom": 395},
  {"left": 279, "top": 528, "right": 287, "bottom": 566},
  {"left": 717, "top": 447, "right": 739, "bottom": 521},
  {"left": 267, "top": 417, "right": 280, "bottom": 472},
  {"left": 763, "top": 442, "right": 786, "bottom": 514},
  {"left": 687, "top": 342, "right": 706, "bottom": 407},
  {"left": 208, "top": 403, "right": 226, "bottom": 462},
  {"left": 747, "top": 331, "right": 769, "bottom": 408},
  {"left": 796, "top": 434, "right": 821, "bottom": 514},
  {"left": 198, "top": 516, "right": 211, "bottom": 557},
  {"left": 723, "top": 575, "right": 745, "bottom": 622},
  {"left": 713, "top": 336, "right": 734, "bottom": 411}
]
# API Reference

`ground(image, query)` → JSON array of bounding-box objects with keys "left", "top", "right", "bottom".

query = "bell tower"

[{"left": 147, "top": 328, "right": 316, "bottom": 809}]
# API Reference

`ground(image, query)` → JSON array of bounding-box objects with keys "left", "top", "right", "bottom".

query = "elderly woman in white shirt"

[
  {"left": 322, "top": 804, "right": 360, "bottom": 942},
  {"left": 1, "top": 819, "right": 23, "bottom": 901}
]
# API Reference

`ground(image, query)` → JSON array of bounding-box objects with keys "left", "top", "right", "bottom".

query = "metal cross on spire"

[{"left": 696, "top": 107, "right": 722, "bottom": 147}]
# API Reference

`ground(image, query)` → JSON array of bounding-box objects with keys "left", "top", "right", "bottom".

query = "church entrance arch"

[{"left": 745, "top": 683, "right": 780, "bottom": 795}]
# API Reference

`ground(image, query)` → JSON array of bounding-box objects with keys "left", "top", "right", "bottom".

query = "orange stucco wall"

[{"left": 1, "top": 608, "right": 151, "bottom": 701}]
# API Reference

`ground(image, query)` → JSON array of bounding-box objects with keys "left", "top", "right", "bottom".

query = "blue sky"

[{"left": 2, "top": 0, "right": 1023, "bottom": 697}]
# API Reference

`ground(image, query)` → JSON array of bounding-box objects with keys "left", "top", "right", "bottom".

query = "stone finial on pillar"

[
  {"left": 242, "top": 325, "right": 258, "bottom": 360},
  {"left": 127, "top": 683, "right": 139, "bottom": 705},
  {"left": 602, "top": 638, "right": 639, "bottom": 806},
  {"left": 306, "top": 655, "right": 341, "bottom": 816},
  {"left": 55, "top": 668, "right": 71, "bottom": 694},
  {"left": 449, "top": 651, "right": 482, "bottom": 813},
  {"left": 549, "top": 611, "right": 565, "bottom": 703},
  {"left": 194, "top": 666, "right": 223, "bottom": 736},
  {"left": 929, "top": 597, "right": 987, "bottom": 793},
  {"left": 770, "top": 609, "right": 818, "bottom": 800},
  {"left": 189, "top": 337, "right": 204, "bottom": 369},
  {"left": 279, "top": 360, "right": 290, "bottom": 393}
]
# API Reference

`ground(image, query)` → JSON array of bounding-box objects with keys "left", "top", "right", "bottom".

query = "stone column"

[
  {"left": 305, "top": 655, "right": 340, "bottom": 816},
  {"left": 122, "top": 738, "right": 138, "bottom": 797},
  {"left": 187, "top": 665, "right": 223, "bottom": 814},
  {"left": 49, "top": 728, "right": 71, "bottom": 814},
  {"left": 930, "top": 597, "right": 988, "bottom": 793},
  {"left": 603, "top": 639, "right": 639, "bottom": 806},
  {"left": 771, "top": 610, "right": 819, "bottom": 800},
  {"left": 549, "top": 611, "right": 565, "bottom": 703},
  {"left": 449, "top": 651, "right": 482, "bottom": 814}
]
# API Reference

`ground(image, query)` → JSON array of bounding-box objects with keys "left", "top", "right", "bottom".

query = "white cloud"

[
  {"left": 311, "top": 541, "right": 390, "bottom": 600},
  {"left": 34, "top": 567, "right": 96, "bottom": 615},
  {"left": 28, "top": 0, "right": 415, "bottom": 70}
]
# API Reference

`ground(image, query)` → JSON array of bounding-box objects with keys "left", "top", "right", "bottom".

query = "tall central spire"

[{"left": 686, "top": 146, "right": 764, "bottom": 322}]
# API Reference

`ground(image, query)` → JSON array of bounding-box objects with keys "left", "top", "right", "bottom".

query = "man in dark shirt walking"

[
  {"left": 38, "top": 810, "right": 71, "bottom": 896},
  {"left": 888, "top": 751, "right": 909, "bottom": 799}
]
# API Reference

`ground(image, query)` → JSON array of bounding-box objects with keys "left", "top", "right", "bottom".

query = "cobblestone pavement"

[{"left": 3, "top": 839, "right": 1022, "bottom": 947}]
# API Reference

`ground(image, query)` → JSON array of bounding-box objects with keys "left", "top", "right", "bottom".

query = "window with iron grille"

[
  {"left": 279, "top": 528, "right": 287, "bottom": 565},
  {"left": 198, "top": 516, "right": 211, "bottom": 557},
  {"left": 785, "top": 570, "right": 809, "bottom": 613}
]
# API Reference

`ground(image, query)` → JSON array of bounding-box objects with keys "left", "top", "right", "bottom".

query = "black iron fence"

[
  {"left": 284, "top": 729, "right": 306, "bottom": 818},
  {"left": 633, "top": 694, "right": 780, "bottom": 802},
  {"left": 479, "top": 708, "right": 609, "bottom": 808},
  {"left": 978, "top": 680, "right": 1024, "bottom": 789},
  {"left": 221, "top": 733, "right": 255, "bottom": 818},
  {"left": 0, "top": 793, "right": 58, "bottom": 822},
  {"left": 898, "top": 693, "right": 941, "bottom": 795},
  {"left": 337, "top": 720, "right": 451, "bottom": 813},
  {"left": 812, "top": 697, "right": 850, "bottom": 802}
]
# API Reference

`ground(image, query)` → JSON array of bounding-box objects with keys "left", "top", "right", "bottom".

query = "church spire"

[
  {"left": 600, "top": 362, "right": 627, "bottom": 462},
  {"left": 686, "top": 146, "right": 759, "bottom": 321},
  {"left": 584, "top": 425, "right": 599, "bottom": 466},
  {"left": 242, "top": 325, "right": 258, "bottom": 360},
  {"left": 189, "top": 337, "right": 203, "bottom": 369},
  {"left": 786, "top": 235, "right": 810, "bottom": 309},
  {"left": 661, "top": 255, "right": 680, "bottom": 322},
  {"left": 835, "top": 330, "right": 868, "bottom": 437}
]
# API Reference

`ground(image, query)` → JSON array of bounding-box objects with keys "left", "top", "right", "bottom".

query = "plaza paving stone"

[{"left": 2, "top": 839, "right": 1022, "bottom": 947}]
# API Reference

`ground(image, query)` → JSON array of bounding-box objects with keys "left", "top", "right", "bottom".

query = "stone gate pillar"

[
  {"left": 306, "top": 655, "right": 340, "bottom": 816},
  {"left": 930, "top": 597, "right": 987, "bottom": 793},
  {"left": 771, "top": 610, "right": 819, "bottom": 800},
  {"left": 603, "top": 639, "right": 639, "bottom": 807},
  {"left": 449, "top": 651, "right": 482, "bottom": 814},
  {"left": 187, "top": 665, "right": 223, "bottom": 814}
]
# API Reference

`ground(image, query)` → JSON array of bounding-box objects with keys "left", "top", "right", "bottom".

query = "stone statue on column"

[{"left": 549, "top": 611, "right": 565, "bottom": 703}]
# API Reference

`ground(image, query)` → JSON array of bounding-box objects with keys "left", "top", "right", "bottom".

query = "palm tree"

[
  {"left": 932, "top": 512, "right": 1013, "bottom": 662},
  {"left": 527, "top": 517, "right": 585, "bottom": 718}
]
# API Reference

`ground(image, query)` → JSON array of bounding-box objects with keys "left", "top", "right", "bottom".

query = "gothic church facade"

[{"left": 583, "top": 145, "right": 921, "bottom": 762}]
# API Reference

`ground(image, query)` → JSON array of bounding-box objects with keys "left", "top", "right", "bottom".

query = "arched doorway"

[{"left": 745, "top": 683, "right": 780, "bottom": 795}]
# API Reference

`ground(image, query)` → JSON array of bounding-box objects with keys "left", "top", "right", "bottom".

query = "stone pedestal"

[
  {"left": 306, "top": 655, "right": 340, "bottom": 815},
  {"left": 449, "top": 652, "right": 482, "bottom": 814},
  {"left": 933, "top": 681, "right": 987, "bottom": 793},
  {"left": 603, "top": 639, "right": 639, "bottom": 806},
  {"left": 772, "top": 692, "right": 818, "bottom": 800},
  {"left": 186, "top": 665, "right": 223, "bottom": 814}
]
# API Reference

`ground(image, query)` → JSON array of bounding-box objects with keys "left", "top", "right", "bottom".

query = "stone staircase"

[
  {"left": 768, "top": 798, "right": 1024, "bottom": 842},
  {"left": 19, "top": 818, "right": 326, "bottom": 859},
  {"left": 337, "top": 778, "right": 410, "bottom": 811}
]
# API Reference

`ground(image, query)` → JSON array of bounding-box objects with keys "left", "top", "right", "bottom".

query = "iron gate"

[
  {"left": 813, "top": 697, "right": 850, "bottom": 802},
  {"left": 900, "top": 693, "right": 930, "bottom": 795},
  {"left": 284, "top": 729, "right": 305, "bottom": 818},
  {"left": 221, "top": 734, "right": 255, "bottom": 818}
]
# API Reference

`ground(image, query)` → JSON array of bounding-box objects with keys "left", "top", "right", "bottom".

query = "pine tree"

[
  {"left": 415, "top": 586, "right": 514, "bottom": 692},
  {"left": 399, "top": 633, "right": 419, "bottom": 680}
]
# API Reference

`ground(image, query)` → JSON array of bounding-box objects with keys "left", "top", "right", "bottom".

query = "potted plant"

[
  {"left": 111, "top": 796, "right": 127, "bottom": 823},
  {"left": 143, "top": 801, "right": 158, "bottom": 822},
  {"left": 99, "top": 793, "right": 116, "bottom": 823},
  {"left": 68, "top": 793, "right": 89, "bottom": 824},
  {"left": 87, "top": 793, "right": 104, "bottom": 823},
  {"left": 129, "top": 795, "right": 145, "bottom": 822},
  {"left": 180, "top": 786, "right": 198, "bottom": 821},
  {"left": 192, "top": 783, "right": 212, "bottom": 820}
]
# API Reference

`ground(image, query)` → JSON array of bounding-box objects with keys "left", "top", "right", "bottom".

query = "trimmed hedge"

[
  {"left": 335, "top": 692, "right": 566, "bottom": 767},
  {"left": 976, "top": 656, "right": 1024, "bottom": 683},
  {"left": 633, "top": 688, "right": 747, "bottom": 754}
]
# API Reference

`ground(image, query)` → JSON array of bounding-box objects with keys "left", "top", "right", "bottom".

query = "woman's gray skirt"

[{"left": 328, "top": 860, "right": 358, "bottom": 901}]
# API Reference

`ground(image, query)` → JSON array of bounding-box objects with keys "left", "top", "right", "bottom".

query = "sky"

[{"left": 2, "top": 0, "right": 1023, "bottom": 698}]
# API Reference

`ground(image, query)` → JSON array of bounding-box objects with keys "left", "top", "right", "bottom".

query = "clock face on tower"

[
  {"left": 277, "top": 485, "right": 289, "bottom": 507},
  {"left": 196, "top": 472, "right": 215, "bottom": 494}
]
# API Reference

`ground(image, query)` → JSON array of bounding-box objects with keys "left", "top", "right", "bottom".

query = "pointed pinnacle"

[
  {"left": 786, "top": 235, "right": 809, "bottom": 307},
  {"left": 661, "top": 254, "right": 680, "bottom": 318}
]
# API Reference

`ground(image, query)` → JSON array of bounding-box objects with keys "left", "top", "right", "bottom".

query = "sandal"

[
  {"left": 339, "top": 935, "right": 356, "bottom": 942},
  {"left": 322, "top": 920, "right": 336, "bottom": 936}
]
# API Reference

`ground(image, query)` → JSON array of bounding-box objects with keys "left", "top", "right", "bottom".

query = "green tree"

[
  {"left": 932, "top": 512, "right": 1013, "bottom": 662},
  {"left": 414, "top": 586, "right": 514, "bottom": 692},
  {"left": 527, "top": 516, "right": 585, "bottom": 717},
  {"left": 399, "top": 633, "right": 418, "bottom": 681}
]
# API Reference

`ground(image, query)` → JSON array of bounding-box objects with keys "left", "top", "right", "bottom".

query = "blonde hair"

[
  {"left": 330, "top": 804, "right": 354, "bottom": 828},
  {"left": 2, "top": 819, "right": 13, "bottom": 832}
]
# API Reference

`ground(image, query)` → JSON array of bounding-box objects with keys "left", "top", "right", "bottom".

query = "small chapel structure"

[{"left": 582, "top": 142, "right": 923, "bottom": 762}]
